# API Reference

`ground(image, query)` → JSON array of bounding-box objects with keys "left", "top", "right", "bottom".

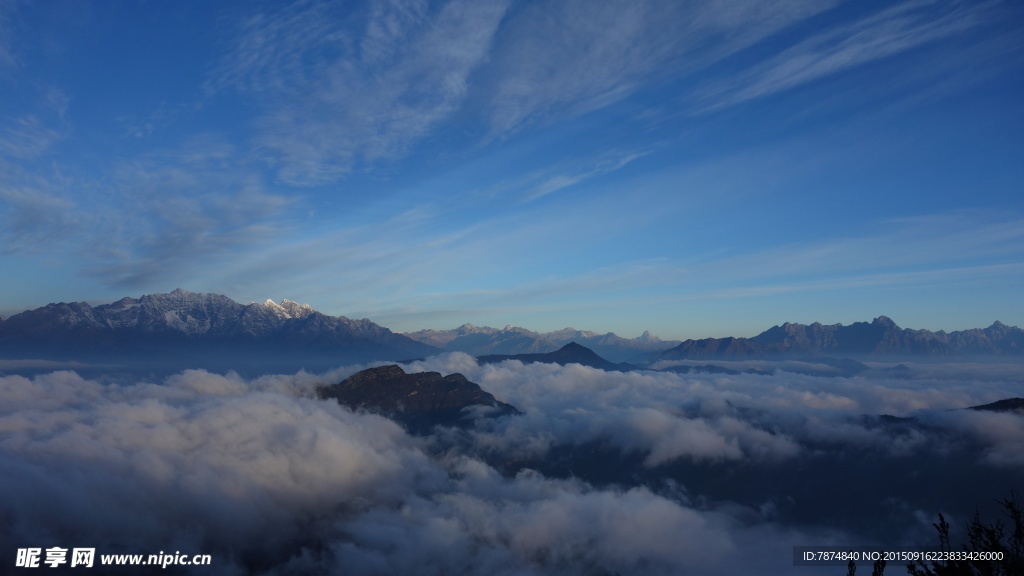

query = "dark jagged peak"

[
  {"left": 872, "top": 315, "right": 899, "bottom": 328},
  {"left": 880, "top": 363, "right": 914, "bottom": 378},
  {"left": 549, "top": 341, "right": 603, "bottom": 360},
  {"left": 984, "top": 320, "right": 1015, "bottom": 338},
  {"left": 477, "top": 342, "right": 639, "bottom": 372},
  {"left": 969, "top": 398, "right": 1024, "bottom": 414},
  {"left": 318, "top": 365, "right": 520, "bottom": 434},
  {"left": 752, "top": 324, "right": 792, "bottom": 344}
]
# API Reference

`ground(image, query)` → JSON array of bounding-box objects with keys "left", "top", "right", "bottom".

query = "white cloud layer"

[{"left": 3, "top": 357, "right": 1022, "bottom": 574}]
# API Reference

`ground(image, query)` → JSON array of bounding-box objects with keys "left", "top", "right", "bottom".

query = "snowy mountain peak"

[
  {"left": 0, "top": 291, "right": 438, "bottom": 366},
  {"left": 280, "top": 299, "right": 315, "bottom": 318},
  {"left": 263, "top": 298, "right": 315, "bottom": 319},
  {"left": 264, "top": 299, "right": 287, "bottom": 318}
]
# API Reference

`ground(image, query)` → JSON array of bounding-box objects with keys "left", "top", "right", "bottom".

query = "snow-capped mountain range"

[{"left": 0, "top": 289, "right": 436, "bottom": 374}]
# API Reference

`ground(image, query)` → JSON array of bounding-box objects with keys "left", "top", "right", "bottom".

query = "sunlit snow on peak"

[{"left": 264, "top": 298, "right": 316, "bottom": 319}]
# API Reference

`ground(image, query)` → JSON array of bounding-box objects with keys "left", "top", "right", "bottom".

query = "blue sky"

[{"left": 1, "top": 0, "right": 1022, "bottom": 339}]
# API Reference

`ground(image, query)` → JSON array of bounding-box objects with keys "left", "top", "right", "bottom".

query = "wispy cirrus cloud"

[
  {"left": 481, "top": 0, "right": 838, "bottom": 138},
  {"left": 0, "top": 187, "right": 79, "bottom": 252},
  {"left": 0, "top": 0, "right": 19, "bottom": 70},
  {"left": 0, "top": 90, "right": 77, "bottom": 252},
  {"left": 210, "top": 0, "right": 510, "bottom": 186},
  {"left": 524, "top": 150, "right": 650, "bottom": 201},
  {"left": 206, "top": 0, "right": 842, "bottom": 184},
  {"left": 696, "top": 210, "right": 1024, "bottom": 282},
  {"left": 321, "top": 209, "right": 1024, "bottom": 331},
  {"left": 2, "top": 131, "right": 295, "bottom": 288},
  {"left": 0, "top": 114, "right": 63, "bottom": 159},
  {"left": 0, "top": 83, "right": 70, "bottom": 162},
  {"left": 84, "top": 139, "right": 294, "bottom": 288},
  {"left": 694, "top": 0, "right": 991, "bottom": 112}
]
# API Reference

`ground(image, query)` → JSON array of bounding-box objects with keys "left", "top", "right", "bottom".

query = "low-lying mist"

[{"left": 2, "top": 355, "right": 1022, "bottom": 575}]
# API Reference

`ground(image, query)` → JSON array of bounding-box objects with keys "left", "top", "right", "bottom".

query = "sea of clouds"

[{"left": 2, "top": 355, "right": 1023, "bottom": 575}]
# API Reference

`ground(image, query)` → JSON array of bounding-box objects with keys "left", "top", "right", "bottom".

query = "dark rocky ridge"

[
  {"left": 970, "top": 398, "right": 1024, "bottom": 413},
  {"left": 318, "top": 365, "right": 520, "bottom": 434},
  {"left": 660, "top": 316, "right": 1023, "bottom": 360}
]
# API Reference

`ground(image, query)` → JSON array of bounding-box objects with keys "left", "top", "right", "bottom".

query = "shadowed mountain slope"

[{"left": 970, "top": 397, "right": 1024, "bottom": 413}]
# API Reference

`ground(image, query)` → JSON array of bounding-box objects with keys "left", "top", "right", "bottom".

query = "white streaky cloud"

[
  {"left": 681, "top": 262, "right": 1024, "bottom": 303},
  {"left": 207, "top": 0, "right": 837, "bottom": 182},
  {"left": 0, "top": 114, "right": 64, "bottom": 159},
  {"left": 1, "top": 129, "right": 298, "bottom": 287},
  {"left": 212, "top": 0, "right": 510, "bottom": 185},
  {"left": 688, "top": 210, "right": 1024, "bottom": 284},
  {"left": 695, "top": 0, "right": 988, "bottom": 111},
  {"left": 0, "top": 187, "right": 80, "bottom": 252},
  {"left": 83, "top": 141, "right": 295, "bottom": 288},
  {"left": 0, "top": 0, "right": 15, "bottom": 69},
  {"left": 482, "top": 0, "right": 838, "bottom": 137},
  {"left": 523, "top": 150, "right": 650, "bottom": 201}
]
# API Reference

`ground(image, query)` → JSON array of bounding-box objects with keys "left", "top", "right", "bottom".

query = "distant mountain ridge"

[
  {"left": 0, "top": 289, "right": 437, "bottom": 374},
  {"left": 477, "top": 342, "right": 640, "bottom": 372},
  {"left": 404, "top": 324, "right": 680, "bottom": 363},
  {"left": 3, "top": 291, "right": 1021, "bottom": 374},
  {"left": 659, "top": 316, "right": 1023, "bottom": 360}
]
